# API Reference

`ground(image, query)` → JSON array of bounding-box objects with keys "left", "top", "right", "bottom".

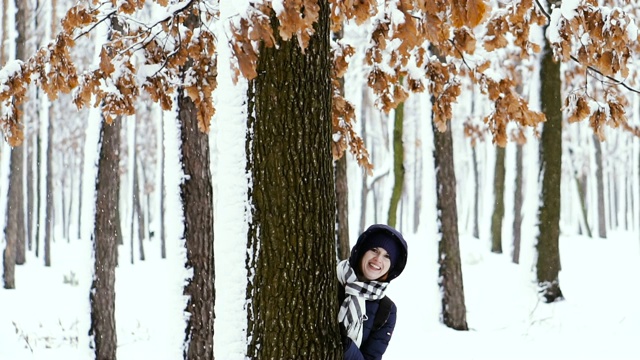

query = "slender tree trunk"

[
  {"left": 160, "top": 114, "right": 166, "bottom": 259},
  {"left": 11, "top": 0, "right": 29, "bottom": 267},
  {"left": 0, "top": 0, "right": 6, "bottom": 66},
  {"left": 536, "top": 1, "right": 564, "bottom": 302},
  {"left": 27, "top": 132, "right": 34, "bottom": 251},
  {"left": 129, "top": 122, "right": 137, "bottom": 265},
  {"left": 335, "top": 155, "right": 350, "bottom": 260},
  {"left": 1, "top": 0, "right": 9, "bottom": 286},
  {"left": 178, "top": 11, "right": 215, "bottom": 360},
  {"left": 433, "top": 118, "right": 468, "bottom": 330},
  {"left": 135, "top": 160, "right": 146, "bottom": 261},
  {"left": 472, "top": 146, "right": 480, "bottom": 239},
  {"left": 491, "top": 146, "right": 505, "bottom": 253},
  {"left": 245, "top": 2, "right": 341, "bottom": 358},
  {"left": 44, "top": 105, "right": 53, "bottom": 267},
  {"left": 512, "top": 144, "right": 523, "bottom": 264},
  {"left": 359, "top": 87, "right": 370, "bottom": 234},
  {"left": 332, "top": 28, "right": 350, "bottom": 261},
  {"left": 89, "top": 116, "right": 120, "bottom": 360},
  {"left": 430, "top": 44, "right": 467, "bottom": 330},
  {"left": 575, "top": 175, "right": 592, "bottom": 237},
  {"left": 593, "top": 134, "right": 607, "bottom": 238},
  {"left": 35, "top": 133, "right": 41, "bottom": 256},
  {"left": 388, "top": 101, "right": 405, "bottom": 228},
  {"left": 413, "top": 115, "right": 423, "bottom": 233},
  {"left": 67, "top": 171, "right": 74, "bottom": 241}
]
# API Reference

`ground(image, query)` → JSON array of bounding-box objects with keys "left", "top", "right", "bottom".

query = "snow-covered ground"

[{"left": 2, "top": 229, "right": 638, "bottom": 360}]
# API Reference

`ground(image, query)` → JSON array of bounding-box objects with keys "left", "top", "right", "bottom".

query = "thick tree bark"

[
  {"left": 388, "top": 101, "right": 405, "bottom": 228},
  {"left": 490, "top": 146, "right": 505, "bottom": 253},
  {"left": 178, "top": 90, "right": 215, "bottom": 360},
  {"left": 536, "top": 1, "right": 564, "bottom": 302},
  {"left": 433, "top": 119, "right": 468, "bottom": 331},
  {"left": 593, "top": 134, "right": 607, "bottom": 238},
  {"left": 512, "top": 144, "right": 523, "bottom": 264},
  {"left": 89, "top": 116, "right": 120, "bottom": 360},
  {"left": 179, "top": 13, "right": 215, "bottom": 360},
  {"left": 245, "top": 2, "right": 342, "bottom": 358}
]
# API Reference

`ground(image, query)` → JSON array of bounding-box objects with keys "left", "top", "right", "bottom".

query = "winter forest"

[{"left": 1, "top": 0, "right": 640, "bottom": 359}]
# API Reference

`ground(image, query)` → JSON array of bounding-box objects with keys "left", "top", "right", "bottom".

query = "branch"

[
  {"left": 533, "top": 0, "right": 640, "bottom": 95},
  {"left": 533, "top": 0, "right": 551, "bottom": 21},
  {"left": 571, "top": 55, "right": 640, "bottom": 94}
]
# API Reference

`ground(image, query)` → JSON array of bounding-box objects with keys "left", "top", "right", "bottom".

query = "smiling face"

[{"left": 359, "top": 247, "right": 391, "bottom": 281}]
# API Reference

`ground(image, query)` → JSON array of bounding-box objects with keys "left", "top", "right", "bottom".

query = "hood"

[{"left": 349, "top": 224, "right": 408, "bottom": 281}]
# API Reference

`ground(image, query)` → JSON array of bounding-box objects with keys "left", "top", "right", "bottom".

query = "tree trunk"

[
  {"left": 388, "top": 101, "right": 405, "bottom": 228},
  {"left": 35, "top": 133, "right": 41, "bottom": 257},
  {"left": 332, "top": 28, "right": 350, "bottom": 261},
  {"left": 432, "top": 127, "right": 467, "bottom": 329},
  {"left": 178, "top": 13, "right": 215, "bottom": 360},
  {"left": 0, "top": 0, "right": 6, "bottom": 66},
  {"left": 490, "top": 146, "right": 505, "bottom": 253},
  {"left": 27, "top": 130, "right": 34, "bottom": 251},
  {"left": 89, "top": 116, "right": 120, "bottom": 360},
  {"left": 471, "top": 146, "right": 480, "bottom": 239},
  {"left": 245, "top": 2, "right": 342, "bottom": 358},
  {"left": 44, "top": 104, "right": 53, "bottom": 267},
  {"left": 536, "top": 0, "right": 564, "bottom": 302},
  {"left": 359, "top": 86, "right": 370, "bottom": 234},
  {"left": 12, "top": 0, "right": 29, "bottom": 266},
  {"left": 129, "top": 122, "right": 138, "bottom": 265},
  {"left": 135, "top": 160, "right": 146, "bottom": 261},
  {"left": 335, "top": 155, "right": 350, "bottom": 260},
  {"left": 159, "top": 114, "right": 166, "bottom": 259},
  {"left": 512, "top": 144, "right": 523, "bottom": 264},
  {"left": 574, "top": 166, "right": 592, "bottom": 237},
  {"left": 413, "top": 109, "right": 423, "bottom": 233},
  {"left": 593, "top": 134, "right": 607, "bottom": 238},
  {"left": 433, "top": 119, "right": 468, "bottom": 330}
]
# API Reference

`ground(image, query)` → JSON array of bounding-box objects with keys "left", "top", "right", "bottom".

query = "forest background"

[{"left": 1, "top": 0, "right": 640, "bottom": 359}]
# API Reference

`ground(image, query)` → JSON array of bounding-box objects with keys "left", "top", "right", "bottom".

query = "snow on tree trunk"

[
  {"left": 536, "top": 2, "right": 564, "bottom": 302},
  {"left": 245, "top": 2, "right": 342, "bottom": 358},
  {"left": 178, "top": 13, "right": 215, "bottom": 360}
]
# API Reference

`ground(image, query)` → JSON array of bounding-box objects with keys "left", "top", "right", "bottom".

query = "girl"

[{"left": 337, "top": 224, "right": 408, "bottom": 360}]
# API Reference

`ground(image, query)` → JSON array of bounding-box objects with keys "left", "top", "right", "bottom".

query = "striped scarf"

[{"left": 337, "top": 259, "right": 388, "bottom": 347}]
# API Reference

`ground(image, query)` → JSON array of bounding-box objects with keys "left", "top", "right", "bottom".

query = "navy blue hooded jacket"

[{"left": 341, "top": 224, "right": 408, "bottom": 360}]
